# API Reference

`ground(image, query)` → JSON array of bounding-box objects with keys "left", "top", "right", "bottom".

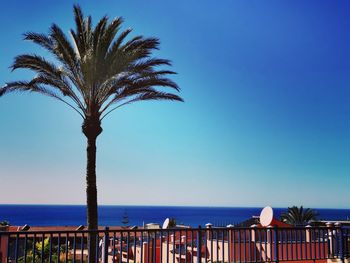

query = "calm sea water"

[{"left": 0, "top": 205, "right": 349, "bottom": 227}]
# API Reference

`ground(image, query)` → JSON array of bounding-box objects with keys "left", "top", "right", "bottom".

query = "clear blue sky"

[{"left": 0, "top": 0, "right": 349, "bottom": 208}]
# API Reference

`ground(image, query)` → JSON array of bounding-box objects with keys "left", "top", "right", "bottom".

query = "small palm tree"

[
  {"left": 168, "top": 218, "right": 177, "bottom": 228},
  {"left": 280, "top": 206, "right": 318, "bottom": 226},
  {"left": 0, "top": 220, "right": 10, "bottom": 226},
  {"left": 121, "top": 210, "right": 129, "bottom": 228},
  {"left": 1, "top": 5, "right": 183, "bottom": 261}
]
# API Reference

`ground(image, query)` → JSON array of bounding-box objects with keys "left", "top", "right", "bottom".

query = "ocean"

[{"left": 0, "top": 205, "right": 349, "bottom": 227}]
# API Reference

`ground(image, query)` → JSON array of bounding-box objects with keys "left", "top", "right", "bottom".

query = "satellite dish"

[
  {"left": 162, "top": 218, "right": 170, "bottom": 229},
  {"left": 260, "top": 206, "right": 274, "bottom": 227}
]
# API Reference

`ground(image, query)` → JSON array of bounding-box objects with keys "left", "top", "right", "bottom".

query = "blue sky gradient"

[{"left": 0, "top": 0, "right": 349, "bottom": 208}]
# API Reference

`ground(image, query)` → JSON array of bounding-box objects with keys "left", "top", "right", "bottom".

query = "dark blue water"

[{"left": 0, "top": 205, "right": 349, "bottom": 227}]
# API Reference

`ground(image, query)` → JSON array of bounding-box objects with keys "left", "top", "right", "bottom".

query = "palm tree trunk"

[
  {"left": 86, "top": 135, "right": 98, "bottom": 229},
  {"left": 83, "top": 116, "right": 103, "bottom": 263},
  {"left": 86, "top": 135, "right": 98, "bottom": 263}
]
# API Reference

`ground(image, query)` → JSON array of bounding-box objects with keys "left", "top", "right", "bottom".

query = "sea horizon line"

[{"left": 0, "top": 204, "right": 350, "bottom": 210}]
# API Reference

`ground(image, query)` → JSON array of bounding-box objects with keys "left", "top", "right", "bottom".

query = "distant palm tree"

[
  {"left": 0, "top": 220, "right": 10, "bottom": 226},
  {"left": 0, "top": 5, "right": 182, "bottom": 261},
  {"left": 280, "top": 206, "right": 318, "bottom": 226},
  {"left": 168, "top": 218, "right": 177, "bottom": 228},
  {"left": 121, "top": 210, "right": 129, "bottom": 227}
]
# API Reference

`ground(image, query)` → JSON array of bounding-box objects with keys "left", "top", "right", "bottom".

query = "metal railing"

[{"left": 0, "top": 225, "right": 349, "bottom": 263}]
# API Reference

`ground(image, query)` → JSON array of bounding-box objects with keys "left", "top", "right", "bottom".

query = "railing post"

[
  {"left": 250, "top": 225, "right": 258, "bottom": 263},
  {"left": 274, "top": 226, "right": 279, "bottom": 263},
  {"left": 326, "top": 222, "right": 334, "bottom": 258},
  {"left": 251, "top": 224, "right": 257, "bottom": 242},
  {"left": 306, "top": 225, "right": 311, "bottom": 243},
  {"left": 335, "top": 223, "right": 345, "bottom": 263},
  {"left": 102, "top": 227, "right": 109, "bottom": 263},
  {"left": 205, "top": 223, "right": 212, "bottom": 240},
  {"left": 0, "top": 226, "right": 9, "bottom": 263},
  {"left": 345, "top": 228, "right": 349, "bottom": 261},
  {"left": 197, "top": 225, "right": 202, "bottom": 263}
]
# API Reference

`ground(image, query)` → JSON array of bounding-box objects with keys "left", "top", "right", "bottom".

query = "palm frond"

[
  {"left": 0, "top": 81, "right": 84, "bottom": 118},
  {"left": 11, "top": 54, "right": 86, "bottom": 111},
  {"left": 101, "top": 90, "right": 183, "bottom": 120},
  {"left": 23, "top": 32, "right": 54, "bottom": 52},
  {"left": 72, "top": 5, "right": 86, "bottom": 56},
  {"left": 123, "top": 36, "right": 159, "bottom": 52},
  {"left": 125, "top": 76, "right": 179, "bottom": 91},
  {"left": 98, "top": 17, "right": 123, "bottom": 58},
  {"left": 93, "top": 15, "right": 108, "bottom": 51},
  {"left": 280, "top": 206, "right": 318, "bottom": 226},
  {"left": 130, "top": 58, "right": 172, "bottom": 73},
  {"left": 49, "top": 24, "right": 78, "bottom": 72},
  {"left": 12, "top": 54, "right": 56, "bottom": 74},
  {"left": 98, "top": 71, "right": 180, "bottom": 108},
  {"left": 106, "top": 27, "right": 131, "bottom": 59},
  {"left": 134, "top": 91, "right": 183, "bottom": 102}
]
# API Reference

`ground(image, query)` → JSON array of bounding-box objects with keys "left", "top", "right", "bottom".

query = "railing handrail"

[{"left": 0, "top": 225, "right": 343, "bottom": 235}]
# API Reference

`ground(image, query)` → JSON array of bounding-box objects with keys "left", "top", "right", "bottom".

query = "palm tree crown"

[
  {"left": 280, "top": 206, "right": 318, "bottom": 226},
  {"left": 0, "top": 5, "right": 183, "bottom": 126}
]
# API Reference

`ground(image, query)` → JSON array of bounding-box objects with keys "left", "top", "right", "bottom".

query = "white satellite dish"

[
  {"left": 260, "top": 206, "right": 274, "bottom": 227},
  {"left": 162, "top": 218, "right": 170, "bottom": 229}
]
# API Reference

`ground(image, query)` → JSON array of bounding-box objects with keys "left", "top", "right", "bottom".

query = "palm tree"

[
  {"left": 168, "top": 218, "right": 177, "bottom": 228},
  {"left": 121, "top": 209, "right": 129, "bottom": 228},
  {"left": 0, "top": 220, "right": 10, "bottom": 226},
  {"left": 280, "top": 206, "right": 318, "bottom": 226},
  {"left": 0, "top": 5, "right": 183, "bottom": 261}
]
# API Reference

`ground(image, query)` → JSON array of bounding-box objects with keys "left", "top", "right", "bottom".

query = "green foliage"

[
  {"left": 168, "top": 218, "right": 177, "bottom": 228},
  {"left": 19, "top": 238, "right": 54, "bottom": 263},
  {"left": 280, "top": 206, "right": 318, "bottom": 226},
  {"left": 122, "top": 210, "right": 129, "bottom": 227},
  {"left": 0, "top": 5, "right": 183, "bottom": 119},
  {"left": 0, "top": 220, "right": 10, "bottom": 226},
  {"left": 17, "top": 238, "right": 76, "bottom": 263}
]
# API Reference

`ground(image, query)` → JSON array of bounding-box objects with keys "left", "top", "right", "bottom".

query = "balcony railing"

[{"left": 0, "top": 225, "right": 349, "bottom": 263}]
